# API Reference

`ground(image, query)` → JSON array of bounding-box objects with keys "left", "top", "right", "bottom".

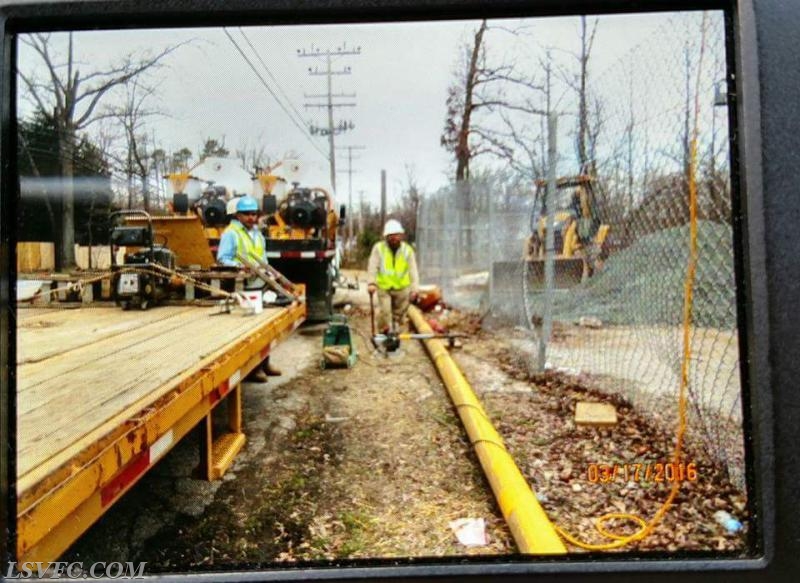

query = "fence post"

[
  {"left": 488, "top": 185, "right": 497, "bottom": 310},
  {"left": 538, "top": 113, "right": 558, "bottom": 372}
]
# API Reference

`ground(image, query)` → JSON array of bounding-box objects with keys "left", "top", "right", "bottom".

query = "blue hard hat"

[{"left": 236, "top": 196, "right": 259, "bottom": 213}]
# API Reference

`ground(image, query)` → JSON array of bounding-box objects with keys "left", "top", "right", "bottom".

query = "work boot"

[
  {"left": 246, "top": 368, "right": 269, "bottom": 383},
  {"left": 263, "top": 362, "right": 282, "bottom": 376}
]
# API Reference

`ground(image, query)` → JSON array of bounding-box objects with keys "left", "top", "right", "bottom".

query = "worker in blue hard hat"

[
  {"left": 217, "top": 196, "right": 265, "bottom": 267},
  {"left": 217, "top": 196, "right": 282, "bottom": 381},
  {"left": 367, "top": 219, "right": 419, "bottom": 333}
]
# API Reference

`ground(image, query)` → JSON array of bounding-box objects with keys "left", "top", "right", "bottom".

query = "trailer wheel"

[{"left": 121, "top": 301, "right": 131, "bottom": 311}]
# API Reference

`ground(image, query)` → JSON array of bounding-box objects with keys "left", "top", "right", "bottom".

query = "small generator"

[{"left": 110, "top": 210, "right": 176, "bottom": 310}]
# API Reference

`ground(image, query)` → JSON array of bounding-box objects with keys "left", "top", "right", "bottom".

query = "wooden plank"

[
  {"left": 574, "top": 401, "right": 618, "bottom": 427},
  {"left": 74, "top": 245, "right": 115, "bottom": 270},
  {"left": 16, "top": 306, "right": 197, "bottom": 364},
  {"left": 17, "top": 242, "right": 55, "bottom": 273},
  {"left": 16, "top": 305, "right": 288, "bottom": 490}
]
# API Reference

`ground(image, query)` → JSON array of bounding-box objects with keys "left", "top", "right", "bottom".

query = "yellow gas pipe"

[{"left": 408, "top": 305, "right": 567, "bottom": 554}]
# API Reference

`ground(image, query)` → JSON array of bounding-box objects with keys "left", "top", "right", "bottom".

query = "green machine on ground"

[{"left": 321, "top": 315, "right": 357, "bottom": 368}]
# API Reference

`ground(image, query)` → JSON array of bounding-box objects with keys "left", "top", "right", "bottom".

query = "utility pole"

[
  {"left": 298, "top": 43, "right": 361, "bottom": 194},
  {"left": 358, "top": 189, "right": 365, "bottom": 238},
  {"left": 337, "top": 145, "right": 366, "bottom": 257},
  {"left": 380, "top": 170, "right": 387, "bottom": 228}
]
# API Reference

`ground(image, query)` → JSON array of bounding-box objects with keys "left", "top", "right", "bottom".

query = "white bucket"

[{"left": 242, "top": 290, "right": 263, "bottom": 314}]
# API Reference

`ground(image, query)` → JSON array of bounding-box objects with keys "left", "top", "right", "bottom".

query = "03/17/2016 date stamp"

[{"left": 586, "top": 462, "right": 698, "bottom": 484}]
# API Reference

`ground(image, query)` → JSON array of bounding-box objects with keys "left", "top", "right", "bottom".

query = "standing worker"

[
  {"left": 217, "top": 196, "right": 282, "bottom": 382},
  {"left": 367, "top": 219, "right": 419, "bottom": 333}
]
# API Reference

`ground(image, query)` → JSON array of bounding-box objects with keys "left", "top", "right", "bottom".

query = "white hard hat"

[
  {"left": 383, "top": 219, "right": 405, "bottom": 237},
  {"left": 226, "top": 197, "right": 240, "bottom": 216}
]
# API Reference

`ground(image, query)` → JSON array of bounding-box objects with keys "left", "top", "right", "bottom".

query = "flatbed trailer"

[{"left": 15, "top": 299, "right": 306, "bottom": 563}]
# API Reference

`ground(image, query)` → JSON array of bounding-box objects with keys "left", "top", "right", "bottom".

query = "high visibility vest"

[
  {"left": 227, "top": 221, "right": 265, "bottom": 265},
  {"left": 376, "top": 241, "right": 412, "bottom": 290}
]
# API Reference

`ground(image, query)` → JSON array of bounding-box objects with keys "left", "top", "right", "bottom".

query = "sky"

[{"left": 16, "top": 10, "right": 725, "bottom": 209}]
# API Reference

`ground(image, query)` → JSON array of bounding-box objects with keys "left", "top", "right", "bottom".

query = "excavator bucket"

[
  {"left": 522, "top": 257, "right": 585, "bottom": 290},
  {"left": 492, "top": 257, "right": 584, "bottom": 294},
  {"left": 490, "top": 257, "right": 585, "bottom": 324},
  {"left": 125, "top": 215, "right": 216, "bottom": 268}
]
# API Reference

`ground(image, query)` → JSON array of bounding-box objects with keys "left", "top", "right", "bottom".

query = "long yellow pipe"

[{"left": 408, "top": 305, "right": 567, "bottom": 554}]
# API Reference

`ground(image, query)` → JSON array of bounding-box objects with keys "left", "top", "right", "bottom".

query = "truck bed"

[{"left": 16, "top": 302, "right": 305, "bottom": 561}]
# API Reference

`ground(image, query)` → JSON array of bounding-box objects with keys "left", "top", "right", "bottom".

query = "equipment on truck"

[
  {"left": 166, "top": 157, "right": 251, "bottom": 257},
  {"left": 110, "top": 210, "right": 177, "bottom": 310},
  {"left": 256, "top": 161, "right": 346, "bottom": 321}
]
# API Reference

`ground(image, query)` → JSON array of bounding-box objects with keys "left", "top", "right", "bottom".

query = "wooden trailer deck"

[{"left": 16, "top": 300, "right": 305, "bottom": 562}]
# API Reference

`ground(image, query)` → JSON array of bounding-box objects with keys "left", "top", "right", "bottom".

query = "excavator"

[
  {"left": 522, "top": 174, "right": 610, "bottom": 287},
  {"left": 491, "top": 174, "right": 610, "bottom": 322}
]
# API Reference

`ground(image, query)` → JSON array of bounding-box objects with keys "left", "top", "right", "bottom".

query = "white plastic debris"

[{"left": 448, "top": 518, "right": 488, "bottom": 547}]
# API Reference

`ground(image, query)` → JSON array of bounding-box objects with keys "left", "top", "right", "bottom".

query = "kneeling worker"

[
  {"left": 367, "top": 219, "right": 419, "bottom": 333},
  {"left": 217, "top": 196, "right": 282, "bottom": 382}
]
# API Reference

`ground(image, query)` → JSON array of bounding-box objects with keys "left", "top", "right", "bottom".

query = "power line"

[
  {"left": 223, "top": 28, "right": 330, "bottom": 162},
  {"left": 236, "top": 27, "right": 310, "bottom": 135}
]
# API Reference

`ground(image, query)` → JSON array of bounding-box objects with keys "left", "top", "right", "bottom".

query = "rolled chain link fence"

[{"left": 417, "top": 12, "right": 744, "bottom": 488}]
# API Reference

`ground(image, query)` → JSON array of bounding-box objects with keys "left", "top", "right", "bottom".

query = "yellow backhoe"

[
  {"left": 491, "top": 175, "right": 611, "bottom": 322},
  {"left": 522, "top": 175, "right": 610, "bottom": 287}
]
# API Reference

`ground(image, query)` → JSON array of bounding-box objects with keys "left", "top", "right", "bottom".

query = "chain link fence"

[{"left": 417, "top": 12, "right": 744, "bottom": 487}]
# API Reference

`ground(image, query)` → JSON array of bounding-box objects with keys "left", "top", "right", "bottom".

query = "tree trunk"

[
  {"left": 456, "top": 20, "right": 487, "bottom": 183},
  {"left": 59, "top": 127, "right": 76, "bottom": 268},
  {"left": 578, "top": 17, "right": 589, "bottom": 170}
]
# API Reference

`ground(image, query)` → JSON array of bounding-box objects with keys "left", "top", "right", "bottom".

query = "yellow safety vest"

[
  {"left": 376, "top": 241, "right": 412, "bottom": 290},
  {"left": 228, "top": 221, "right": 265, "bottom": 265}
]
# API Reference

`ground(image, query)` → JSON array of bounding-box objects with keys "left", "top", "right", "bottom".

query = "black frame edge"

[{"left": 0, "top": 0, "right": 795, "bottom": 581}]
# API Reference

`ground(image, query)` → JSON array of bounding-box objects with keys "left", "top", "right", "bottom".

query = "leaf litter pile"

[
  {"left": 451, "top": 313, "right": 749, "bottom": 554},
  {"left": 127, "top": 307, "right": 748, "bottom": 571}
]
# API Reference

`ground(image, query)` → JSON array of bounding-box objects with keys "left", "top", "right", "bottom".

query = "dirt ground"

[{"left": 64, "top": 280, "right": 750, "bottom": 571}]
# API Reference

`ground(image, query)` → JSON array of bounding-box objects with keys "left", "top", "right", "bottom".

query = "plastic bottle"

[{"left": 713, "top": 510, "right": 743, "bottom": 533}]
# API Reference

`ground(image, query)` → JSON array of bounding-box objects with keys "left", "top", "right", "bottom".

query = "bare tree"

[
  {"left": 112, "top": 78, "right": 163, "bottom": 211},
  {"left": 200, "top": 137, "right": 230, "bottom": 159},
  {"left": 576, "top": 17, "right": 599, "bottom": 172},
  {"left": 235, "top": 135, "right": 270, "bottom": 172},
  {"left": 18, "top": 32, "right": 182, "bottom": 267},
  {"left": 441, "top": 21, "right": 545, "bottom": 183},
  {"left": 551, "top": 16, "right": 600, "bottom": 173},
  {"left": 390, "top": 163, "right": 423, "bottom": 242},
  {"left": 441, "top": 21, "right": 547, "bottom": 263},
  {"left": 170, "top": 148, "right": 193, "bottom": 172}
]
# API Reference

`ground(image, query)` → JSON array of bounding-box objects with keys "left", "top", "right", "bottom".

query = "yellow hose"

[{"left": 409, "top": 305, "right": 567, "bottom": 554}]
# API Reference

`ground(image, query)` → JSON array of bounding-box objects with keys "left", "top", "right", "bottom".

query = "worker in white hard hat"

[
  {"left": 217, "top": 196, "right": 282, "bottom": 381},
  {"left": 367, "top": 219, "right": 419, "bottom": 333}
]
